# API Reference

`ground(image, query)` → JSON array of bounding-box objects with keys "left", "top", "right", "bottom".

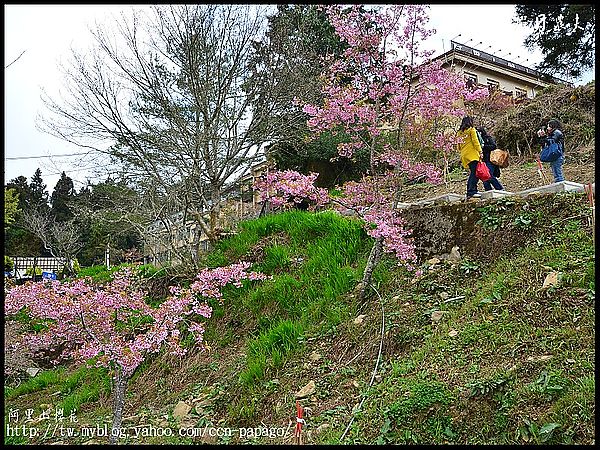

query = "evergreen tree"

[
  {"left": 72, "top": 179, "right": 142, "bottom": 266},
  {"left": 5, "top": 176, "right": 45, "bottom": 256},
  {"left": 21, "top": 168, "right": 51, "bottom": 255},
  {"left": 247, "top": 5, "right": 370, "bottom": 187},
  {"left": 4, "top": 188, "right": 20, "bottom": 228},
  {"left": 51, "top": 172, "right": 75, "bottom": 222},
  {"left": 29, "top": 168, "right": 50, "bottom": 212},
  {"left": 4, "top": 227, "right": 44, "bottom": 256},
  {"left": 514, "top": 5, "right": 595, "bottom": 79},
  {"left": 6, "top": 176, "right": 33, "bottom": 210}
]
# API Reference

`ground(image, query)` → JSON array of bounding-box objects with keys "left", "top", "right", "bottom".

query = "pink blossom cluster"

[
  {"left": 325, "top": 5, "right": 435, "bottom": 63},
  {"left": 337, "top": 141, "right": 365, "bottom": 159},
  {"left": 303, "top": 85, "right": 380, "bottom": 140},
  {"left": 252, "top": 167, "right": 423, "bottom": 264},
  {"left": 254, "top": 170, "right": 329, "bottom": 210},
  {"left": 189, "top": 262, "right": 269, "bottom": 299},
  {"left": 404, "top": 61, "right": 469, "bottom": 121},
  {"left": 301, "top": 5, "right": 486, "bottom": 163},
  {"left": 301, "top": 5, "right": 444, "bottom": 159},
  {"left": 363, "top": 209, "right": 417, "bottom": 264},
  {"left": 335, "top": 175, "right": 418, "bottom": 264},
  {"left": 377, "top": 150, "right": 442, "bottom": 185},
  {"left": 5, "top": 264, "right": 267, "bottom": 377},
  {"left": 464, "top": 87, "right": 490, "bottom": 102},
  {"left": 432, "top": 132, "right": 464, "bottom": 157}
]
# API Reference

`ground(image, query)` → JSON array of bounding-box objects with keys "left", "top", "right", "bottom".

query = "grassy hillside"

[{"left": 3, "top": 194, "right": 595, "bottom": 445}]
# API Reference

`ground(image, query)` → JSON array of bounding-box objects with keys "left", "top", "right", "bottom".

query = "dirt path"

[{"left": 401, "top": 160, "right": 595, "bottom": 202}]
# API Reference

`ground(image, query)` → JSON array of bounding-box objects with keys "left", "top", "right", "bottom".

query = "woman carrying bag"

[
  {"left": 477, "top": 127, "right": 504, "bottom": 191},
  {"left": 456, "top": 116, "right": 484, "bottom": 200}
]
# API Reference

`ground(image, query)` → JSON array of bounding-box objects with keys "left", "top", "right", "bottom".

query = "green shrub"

[
  {"left": 74, "top": 263, "right": 129, "bottom": 283},
  {"left": 25, "top": 266, "right": 42, "bottom": 276}
]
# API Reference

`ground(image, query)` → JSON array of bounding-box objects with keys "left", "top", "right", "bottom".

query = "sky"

[{"left": 4, "top": 4, "right": 595, "bottom": 195}]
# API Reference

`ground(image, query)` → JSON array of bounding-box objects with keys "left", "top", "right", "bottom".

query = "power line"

[
  {"left": 4, "top": 49, "right": 27, "bottom": 69},
  {"left": 5, "top": 152, "right": 92, "bottom": 161},
  {"left": 43, "top": 165, "right": 117, "bottom": 177}
]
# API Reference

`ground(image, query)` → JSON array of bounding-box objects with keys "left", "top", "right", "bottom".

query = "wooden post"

[{"left": 33, "top": 256, "right": 38, "bottom": 281}]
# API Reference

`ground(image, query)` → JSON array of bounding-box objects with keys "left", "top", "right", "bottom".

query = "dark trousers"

[
  {"left": 482, "top": 161, "right": 504, "bottom": 191},
  {"left": 466, "top": 160, "right": 479, "bottom": 197}
]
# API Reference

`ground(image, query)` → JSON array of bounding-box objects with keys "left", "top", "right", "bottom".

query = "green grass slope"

[{"left": 3, "top": 195, "right": 595, "bottom": 445}]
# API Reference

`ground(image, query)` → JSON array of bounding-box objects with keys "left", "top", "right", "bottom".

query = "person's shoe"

[{"left": 471, "top": 192, "right": 482, "bottom": 198}]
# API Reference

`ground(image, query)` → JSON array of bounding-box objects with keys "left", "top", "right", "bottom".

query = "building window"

[
  {"left": 514, "top": 87, "right": 527, "bottom": 99},
  {"left": 464, "top": 72, "right": 478, "bottom": 88},
  {"left": 487, "top": 79, "right": 500, "bottom": 92}
]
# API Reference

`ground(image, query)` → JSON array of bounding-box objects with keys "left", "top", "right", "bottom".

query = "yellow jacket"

[{"left": 457, "top": 127, "right": 483, "bottom": 168}]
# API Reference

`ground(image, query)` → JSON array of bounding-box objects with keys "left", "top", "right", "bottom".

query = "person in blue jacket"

[{"left": 537, "top": 118, "right": 565, "bottom": 182}]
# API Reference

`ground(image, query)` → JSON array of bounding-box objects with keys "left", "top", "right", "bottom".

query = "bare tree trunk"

[
  {"left": 109, "top": 366, "right": 129, "bottom": 445},
  {"left": 357, "top": 237, "right": 384, "bottom": 301},
  {"left": 443, "top": 154, "right": 450, "bottom": 186},
  {"left": 209, "top": 184, "right": 222, "bottom": 242}
]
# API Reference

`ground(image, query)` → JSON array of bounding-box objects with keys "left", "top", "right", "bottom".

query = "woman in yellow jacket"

[{"left": 457, "top": 116, "right": 483, "bottom": 199}]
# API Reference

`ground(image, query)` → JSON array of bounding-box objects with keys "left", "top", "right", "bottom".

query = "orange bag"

[{"left": 490, "top": 149, "right": 510, "bottom": 168}]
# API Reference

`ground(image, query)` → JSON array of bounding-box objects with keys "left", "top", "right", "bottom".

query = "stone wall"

[
  {"left": 401, "top": 190, "right": 592, "bottom": 262},
  {"left": 402, "top": 202, "right": 481, "bottom": 261}
]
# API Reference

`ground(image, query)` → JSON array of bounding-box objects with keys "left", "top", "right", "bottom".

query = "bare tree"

[
  {"left": 79, "top": 187, "right": 202, "bottom": 270},
  {"left": 38, "top": 5, "right": 288, "bottom": 264},
  {"left": 20, "top": 208, "right": 84, "bottom": 274}
]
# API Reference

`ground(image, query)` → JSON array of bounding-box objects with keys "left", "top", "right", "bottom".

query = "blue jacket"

[{"left": 541, "top": 129, "right": 564, "bottom": 152}]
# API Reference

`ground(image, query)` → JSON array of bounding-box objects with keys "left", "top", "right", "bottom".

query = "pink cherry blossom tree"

[
  {"left": 4, "top": 263, "right": 267, "bottom": 444},
  {"left": 253, "top": 170, "right": 329, "bottom": 210},
  {"left": 259, "top": 5, "right": 487, "bottom": 299}
]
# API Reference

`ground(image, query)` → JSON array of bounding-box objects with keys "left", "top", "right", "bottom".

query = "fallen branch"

[
  {"left": 555, "top": 213, "right": 592, "bottom": 223},
  {"left": 443, "top": 295, "right": 466, "bottom": 303}
]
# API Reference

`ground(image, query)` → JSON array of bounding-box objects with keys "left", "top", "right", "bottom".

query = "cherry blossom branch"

[{"left": 5, "top": 263, "right": 268, "bottom": 377}]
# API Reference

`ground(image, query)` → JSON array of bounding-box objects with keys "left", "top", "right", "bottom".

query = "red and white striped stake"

[
  {"left": 295, "top": 400, "right": 304, "bottom": 445},
  {"left": 536, "top": 157, "right": 549, "bottom": 185}
]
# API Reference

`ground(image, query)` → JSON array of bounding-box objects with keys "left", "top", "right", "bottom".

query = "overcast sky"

[{"left": 4, "top": 4, "right": 595, "bottom": 194}]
